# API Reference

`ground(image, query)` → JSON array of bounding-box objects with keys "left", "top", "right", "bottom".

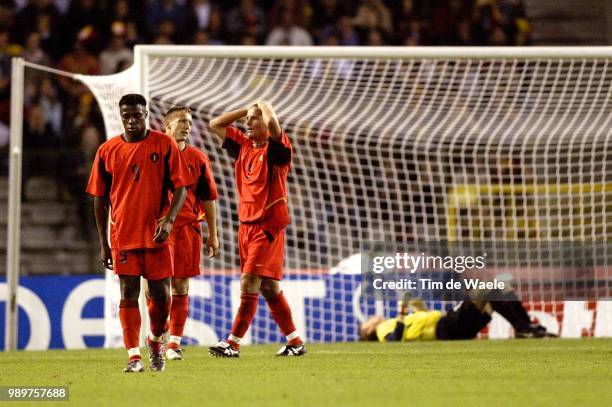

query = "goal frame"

[{"left": 7, "top": 46, "right": 612, "bottom": 350}]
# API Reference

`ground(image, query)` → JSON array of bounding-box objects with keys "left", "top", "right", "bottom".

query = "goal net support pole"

[{"left": 5, "top": 57, "right": 24, "bottom": 351}]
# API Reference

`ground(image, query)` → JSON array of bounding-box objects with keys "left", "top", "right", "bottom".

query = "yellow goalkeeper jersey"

[{"left": 376, "top": 311, "right": 443, "bottom": 342}]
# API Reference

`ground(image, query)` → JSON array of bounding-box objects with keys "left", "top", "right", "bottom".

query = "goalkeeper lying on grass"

[{"left": 359, "top": 290, "right": 557, "bottom": 342}]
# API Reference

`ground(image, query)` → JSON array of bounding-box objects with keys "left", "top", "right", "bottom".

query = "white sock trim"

[
  {"left": 127, "top": 347, "right": 141, "bottom": 357},
  {"left": 286, "top": 331, "right": 299, "bottom": 341},
  {"left": 228, "top": 334, "right": 242, "bottom": 343},
  {"left": 169, "top": 335, "right": 181, "bottom": 345},
  {"left": 149, "top": 333, "right": 162, "bottom": 342}
]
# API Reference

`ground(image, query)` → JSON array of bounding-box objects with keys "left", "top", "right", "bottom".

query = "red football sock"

[
  {"left": 148, "top": 297, "right": 171, "bottom": 337},
  {"left": 169, "top": 294, "right": 189, "bottom": 338},
  {"left": 228, "top": 293, "right": 259, "bottom": 349},
  {"left": 147, "top": 297, "right": 169, "bottom": 332},
  {"left": 266, "top": 292, "right": 303, "bottom": 346},
  {"left": 119, "top": 299, "right": 141, "bottom": 356}
]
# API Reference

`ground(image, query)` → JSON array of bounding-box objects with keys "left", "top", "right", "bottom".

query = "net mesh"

[{"left": 77, "top": 50, "right": 612, "bottom": 344}]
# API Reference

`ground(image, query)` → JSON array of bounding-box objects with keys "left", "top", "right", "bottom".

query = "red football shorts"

[
  {"left": 112, "top": 246, "right": 173, "bottom": 280},
  {"left": 169, "top": 224, "right": 202, "bottom": 279},
  {"left": 238, "top": 223, "right": 285, "bottom": 280}
]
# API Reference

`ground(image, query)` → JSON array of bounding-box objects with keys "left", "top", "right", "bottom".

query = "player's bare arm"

[
  {"left": 154, "top": 186, "right": 187, "bottom": 243},
  {"left": 202, "top": 200, "right": 219, "bottom": 258},
  {"left": 209, "top": 108, "right": 248, "bottom": 141},
  {"left": 93, "top": 196, "right": 113, "bottom": 269},
  {"left": 256, "top": 101, "right": 282, "bottom": 141}
]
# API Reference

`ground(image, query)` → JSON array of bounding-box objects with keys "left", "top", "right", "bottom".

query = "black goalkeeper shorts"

[{"left": 435, "top": 301, "right": 492, "bottom": 340}]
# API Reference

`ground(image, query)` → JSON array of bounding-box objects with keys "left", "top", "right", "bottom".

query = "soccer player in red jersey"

[
  {"left": 86, "top": 94, "right": 192, "bottom": 372},
  {"left": 162, "top": 106, "right": 220, "bottom": 360},
  {"left": 207, "top": 101, "right": 306, "bottom": 357}
]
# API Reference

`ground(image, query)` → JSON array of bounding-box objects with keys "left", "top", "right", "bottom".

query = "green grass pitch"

[{"left": 1, "top": 339, "right": 610, "bottom": 406}]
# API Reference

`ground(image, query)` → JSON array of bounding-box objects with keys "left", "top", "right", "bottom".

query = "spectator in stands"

[
  {"left": 34, "top": 13, "right": 62, "bottom": 60},
  {"left": 311, "top": 0, "right": 343, "bottom": 44},
  {"left": 226, "top": 0, "right": 266, "bottom": 44},
  {"left": 471, "top": 0, "right": 503, "bottom": 45},
  {"left": 366, "top": 29, "right": 385, "bottom": 46},
  {"left": 334, "top": 15, "right": 360, "bottom": 46},
  {"left": 266, "top": 7, "right": 313, "bottom": 46},
  {"left": 57, "top": 33, "right": 99, "bottom": 99},
  {"left": 147, "top": 0, "right": 194, "bottom": 43},
  {"left": 205, "top": 7, "right": 226, "bottom": 45},
  {"left": 499, "top": 0, "right": 531, "bottom": 45},
  {"left": 152, "top": 20, "right": 176, "bottom": 44},
  {"left": 124, "top": 20, "right": 144, "bottom": 48},
  {"left": 22, "top": 32, "right": 49, "bottom": 65},
  {"left": 14, "top": 0, "right": 60, "bottom": 45},
  {"left": 353, "top": 0, "right": 392, "bottom": 38},
  {"left": 268, "top": 0, "right": 312, "bottom": 29},
  {"left": 27, "top": 101, "right": 55, "bottom": 144},
  {"left": 402, "top": 19, "right": 423, "bottom": 46},
  {"left": 61, "top": 0, "right": 107, "bottom": 55},
  {"left": 99, "top": 22, "right": 133, "bottom": 74},
  {"left": 39, "top": 78, "right": 62, "bottom": 136},
  {"left": 109, "top": 0, "right": 145, "bottom": 43},
  {"left": 191, "top": 0, "right": 213, "bottom": 32},
  {"left": 0, "top": 3, "right": 15, "bottom": 34},
  {"left": 193, "top": 29, "right": 209, "bottom": 45}
]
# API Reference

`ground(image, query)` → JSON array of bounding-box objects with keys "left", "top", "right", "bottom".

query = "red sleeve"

[
  {"left": 198, "top": 153, "right": 218, "bottom": 201},
  {"left": 167, "top": 138, "right": 193, "bottom": 190},
  {"left": 86, "top": 146, "right": 110, "bottom": 197}
]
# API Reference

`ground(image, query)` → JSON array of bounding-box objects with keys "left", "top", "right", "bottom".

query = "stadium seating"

[{"left": 0, "top": 175, "right": 93, "bottom": 275}]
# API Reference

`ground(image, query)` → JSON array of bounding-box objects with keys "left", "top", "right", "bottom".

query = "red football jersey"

[
  {"left": 173, "top": 145, "right": 218, "bottom": 228},
  {"left": 86, "top": 130, "right": 193, "bottom": 250},
  {"left": 222, "top": 126, "right": 291, "bottom": 228}
]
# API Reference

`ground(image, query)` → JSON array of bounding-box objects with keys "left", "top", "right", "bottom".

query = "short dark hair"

[
  {"left": 164, "top": 105, "right": 190, "bottom": 120},
  {"left": 118, "top": 93, "right": 146, "bottom": 108},
  {"left": 357, "top": 323, "right": 379, "bottom": 342}
]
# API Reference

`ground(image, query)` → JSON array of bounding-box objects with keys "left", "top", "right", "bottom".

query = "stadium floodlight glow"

[{"left": 8, "top": 47, "right": 612, "bottom": 349}]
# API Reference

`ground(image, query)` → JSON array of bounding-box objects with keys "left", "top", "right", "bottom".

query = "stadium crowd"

[
  {"left": 0, "top": 0, "right": 531, "bottom": 149},
  {"left": 0, "top": 0, "right": 530, "bottom": 233}
]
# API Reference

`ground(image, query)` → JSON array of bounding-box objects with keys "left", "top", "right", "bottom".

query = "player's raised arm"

[
  {"left": 209, "top": 108, "right": 248, "bottom": 142},
  {"left": 256, "top": 101, "right": 282, "bottom": 141}
]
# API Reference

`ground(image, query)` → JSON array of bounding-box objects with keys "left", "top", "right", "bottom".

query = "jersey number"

[{"left": 131, "top": 164, "right": 140, "bottom": 182}]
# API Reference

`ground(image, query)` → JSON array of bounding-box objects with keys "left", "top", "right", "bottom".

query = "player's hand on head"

[
  {"left": 256, "top": 100, "right": 273, "bottom": 111},
  {"left": 100, "top": 242, "right": 113, "bottom": 270},
  {"left": 153, "top": 217, "right": 174, "bottom": 243},
  {"left": 206, "top": 234, "right": 220, "bottom": 258}
]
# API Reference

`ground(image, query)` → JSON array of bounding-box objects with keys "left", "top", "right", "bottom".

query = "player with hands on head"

[{"left": 207, "top": 101, "right": 306, "bottom": 357}]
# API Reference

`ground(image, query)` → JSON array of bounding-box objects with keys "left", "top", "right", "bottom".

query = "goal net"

[{"left": 75, "top": 46, "right": 612, "bottom": 344}]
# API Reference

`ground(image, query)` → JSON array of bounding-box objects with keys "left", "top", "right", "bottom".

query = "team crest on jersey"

[
  {"left": 188, "top": 164, "right": 194, "bottom": 174},
  {"left": 259, "top": 155, "right": 263, "bottom": 162},
  {"left": 119, "top": 251, "right": 128, "bottom": 263},
  {"left": 151, "top": 153, "right": 159, "bottom": 163}
]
